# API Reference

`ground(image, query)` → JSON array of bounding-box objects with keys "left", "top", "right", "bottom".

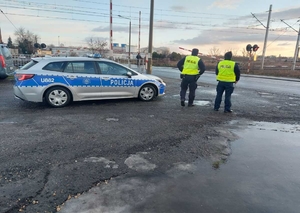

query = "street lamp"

[{"left": 118, "top": 15, "right": 131, "bottom": 68}]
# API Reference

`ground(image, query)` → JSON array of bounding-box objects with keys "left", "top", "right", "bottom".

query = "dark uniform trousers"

[
  {"left": 180, "top": 75, "right": 198, "bottom": 104},
  {"left": 214, "top": 81, "right": 234, "bottom": 111}
]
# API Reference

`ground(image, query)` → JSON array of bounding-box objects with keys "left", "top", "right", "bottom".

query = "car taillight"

[
  {"left": 0, "top": 55, "right": 6, "bottom": 68},
  {"left": 15, "top": 74, "right": 35, "bottom": 81}
]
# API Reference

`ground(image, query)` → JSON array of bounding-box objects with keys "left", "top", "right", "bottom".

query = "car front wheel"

[
  {"left": 45, "top": 87, "right": 71, "bottom": 107},
  {"left": 138, "top": 84, "right": 156, "bottom": 101}
]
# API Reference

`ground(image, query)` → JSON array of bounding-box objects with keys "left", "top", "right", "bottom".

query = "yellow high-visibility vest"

[
  {"left": 182, "top": 55, "right": 200, "bottom": 75},
  {"left": 217, "top": 60, "right": 236, "bottom": 82}
]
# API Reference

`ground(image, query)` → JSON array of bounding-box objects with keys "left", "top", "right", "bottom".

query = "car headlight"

[{"left": 156, "top": 79, "right": 164, "bottom": 84}]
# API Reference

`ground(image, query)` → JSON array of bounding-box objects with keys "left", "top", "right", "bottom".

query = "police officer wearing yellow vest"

[
  {"left": 177, "top": 48, "right": 206, "bottom": 107},
  {"left": 214, "top": 51, "right": 240, "bottom": 113}
]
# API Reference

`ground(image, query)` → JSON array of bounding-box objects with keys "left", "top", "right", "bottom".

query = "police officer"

[
  {"left": 214, "top": 51, "right": 240, "bottom": 113},
  {"left": 177, "top": 48, "right": 206, "bottom": 107},
  {"left": 136, "top": 53, "right": 142, "bottom": 66}
]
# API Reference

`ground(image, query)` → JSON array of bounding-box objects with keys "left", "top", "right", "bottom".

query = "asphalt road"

[
  {"left": 151, "top": 67, "right": 300, "bottom": 96},
  {"left": 0, "top": 69, "right": 300, "bottom": 213}
]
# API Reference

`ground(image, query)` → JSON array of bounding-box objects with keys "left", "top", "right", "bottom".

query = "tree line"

[
  {"left": 6, "top": 27, "right": 184, "bottom": 60},
  {"left": 6, "top": 27, "right": 39, "bottom": 54},
  {"left": 5, "top": 27, "right": 109, "bottom": 55},
  {"left": 152, "top": 51, "right": 183, "bottom": 61}
]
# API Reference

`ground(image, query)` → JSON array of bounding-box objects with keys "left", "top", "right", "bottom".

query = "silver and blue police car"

[{"left": 12, "top": 57, "right": 166, "bottom": 107}]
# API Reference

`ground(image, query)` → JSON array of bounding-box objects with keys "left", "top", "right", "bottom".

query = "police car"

[{"left": 12, "top": 57, "right": 166, "bottom": 107}]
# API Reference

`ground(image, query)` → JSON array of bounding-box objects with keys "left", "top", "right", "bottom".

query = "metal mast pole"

[
  {"left": 138, "top": 11, "right": 141, "bottom": 53},
  {"left": 261, "top": 4, "right": 272, "bottom": 70},
  {"left": 129, "top": 20, "right": 131, "bottom": 68},
  {"left": 147, "top": 0, "right": 154, "bottom": 74},
  {"left": 292, "top": 26, "right": 300, "bottom": 71},
  {"left": 281, "top": 20, "right": 300, "bottom": 71},
  {"left": 110, "top": 0, "right": 113, "bottom": 55}
]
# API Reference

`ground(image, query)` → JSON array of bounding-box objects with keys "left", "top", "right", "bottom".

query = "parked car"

[
  {"left": 12, "top": 57, "right": 166, "bottom": 107},
  {"left": 0, "top": 44, "right": 14, "bottom": 79}
]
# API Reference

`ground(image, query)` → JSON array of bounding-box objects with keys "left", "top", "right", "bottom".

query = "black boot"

[{"left": 188, "top": 101, "right": 194, "bottom": 107}]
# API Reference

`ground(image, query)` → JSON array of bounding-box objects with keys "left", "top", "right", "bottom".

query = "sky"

[{"left": 0, "top": 0, "right": 299, "bottom": 57}]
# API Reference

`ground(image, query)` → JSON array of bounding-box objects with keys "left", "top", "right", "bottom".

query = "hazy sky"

[{"left": 0, "top": 0, "right": 299, "bottom": 56}]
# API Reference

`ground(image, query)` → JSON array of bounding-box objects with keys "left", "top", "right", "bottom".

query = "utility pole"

[
  {"left": 252, "top": 5, "right": 272, "bottom": 70},
  {"left": 129, "top": 19, "right": 131, "bottom": 68},
  {"left": 281, "top": 20, "right": 300, "bottom": 71},
  {"left": 262, "top": 5, "right": 272, "bottom": 70},
  {"left": 138, "top": 11, "right": 141, "bottom": 53},
  {"left": 292, "top": 26, "right": 300, "bottom": 71},
  {"left": 110, "top": 0, "right": 113, "bottom": 56},
  {"left": 147, "top": 0, "right": 154, "bottom": 74}
]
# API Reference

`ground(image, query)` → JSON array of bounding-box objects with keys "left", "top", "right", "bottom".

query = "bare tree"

[
  {"left": 14, "top": 27, "right": 40, "bottom": 54},
  {"left": 231, "top": 49, "right": 239, "bottom": 56},
  {"left": 222, "top": 48, "right": 239, "bottom": 56},
  {"left": 69, "top": 51, "right": 79, "bottom": 57},
  {"left": 86, "top": 37, "right": 95, "bottom": 53},
  {"left": 208, "top": 46, "right": 220, "bottom": 56},
  {"left": 241, "top": 48, "right": 248, "bottom": 57},
  {"left": 86, "top": 37, "right": 108, "bottom": 55},
  {"left": 33, "top": 34, "right": 40, "bottom": 44}
]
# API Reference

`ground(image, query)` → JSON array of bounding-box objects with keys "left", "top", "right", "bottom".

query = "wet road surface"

[{"left": 60, "top": 121, "right": 300, "bottom": 213}]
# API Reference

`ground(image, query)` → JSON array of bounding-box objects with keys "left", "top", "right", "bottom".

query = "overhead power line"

[
  {"left": 280, "top": 19, "right": 300, "bottom": 70},
  {"left": 0, "top": 4, "right": 110, "bottom": 18},
  {"left": 0, "top": 8, "right": 18, "bottom": 30},
  {"left": 2, "top": 12, "right": 107, "bottom": 23},
  {"left": 2, "top": 11, "right": 297, "bottom": 39},
  {"left": 3, "top": 10, "right": 294, "bottom": 35},
  {"left": 1, "top": 3, "right": 293, "bottom": 34},
  {"left": 7, "top": 0, "right": 241, "bottom": 19}
]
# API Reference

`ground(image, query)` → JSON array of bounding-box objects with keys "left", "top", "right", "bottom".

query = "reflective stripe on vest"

[
  {"left": 217, "top": 60, "right": 236, "bottom": 82},
  {"left": 182, "top": 55, "right": 200, "bottom": 75}
]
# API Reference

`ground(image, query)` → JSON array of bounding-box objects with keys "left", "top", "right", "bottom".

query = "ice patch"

[
  {"left": 124, "top": 154, "right": 157, "bottom": 172},
  {"left": 84, "top": 157, "right": 118, "bottom": 169},
  {"left": 106, "top": 118, "right": 119, "bottom": 122}
]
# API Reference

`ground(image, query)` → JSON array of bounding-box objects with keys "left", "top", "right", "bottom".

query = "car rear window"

[
  {"left": 20, "top": 60, "right": 38, "bottom": 70},
  {"left": 0, "top": 46, "right": 12, "bottom": 59}
]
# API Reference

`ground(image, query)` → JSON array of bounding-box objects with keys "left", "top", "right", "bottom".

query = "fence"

[{"left": 12, "top": 54, "right": 32, "bottom": 68}]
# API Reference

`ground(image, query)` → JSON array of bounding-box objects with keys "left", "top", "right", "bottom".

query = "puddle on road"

[
  {"left": 60, "top": 121, "right": 300, "bottom": 213},
  {"left": 126, "top": 121, "right": 300, "bottom": 213},
  {"left": 193, "top": 100, "right": 211, "bottom": 106},
  {"left": 171, "top": 121, "right": 300, "bottom": 213},
  {"left": 171, "top": 95, "right": 212, "bottom": 106}
]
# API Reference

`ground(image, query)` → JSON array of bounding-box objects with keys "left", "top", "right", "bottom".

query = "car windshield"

[{"left": 20, "top": 60, "right": 38, "bottom": 70}]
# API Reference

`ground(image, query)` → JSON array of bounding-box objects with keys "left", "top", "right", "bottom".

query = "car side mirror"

[{"left": 126, "top": 71, "right": 132, "bottom": 78}]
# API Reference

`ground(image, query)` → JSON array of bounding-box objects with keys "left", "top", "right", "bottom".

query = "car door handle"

[
  {"left": 66, "top": 75, "right": 77, "bottom": 79},
  {"left": 101, "top": 77, "right": 110, "bottom": 80}
]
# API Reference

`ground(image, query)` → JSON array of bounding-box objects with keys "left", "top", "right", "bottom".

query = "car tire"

[
  {"left": 138, "top": 84, "right": 156, "bottom": 101},
  {"left": 45, "top": 87, "right": 71, "bottom": 108}
]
